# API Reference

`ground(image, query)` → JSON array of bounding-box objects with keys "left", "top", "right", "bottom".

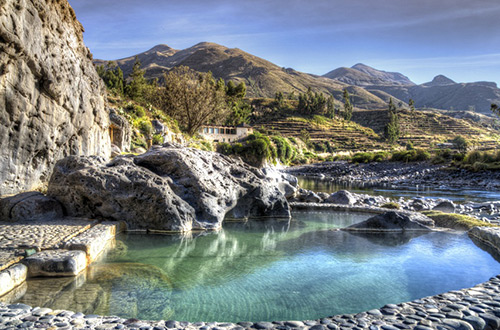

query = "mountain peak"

[
  {"left": 147, "top": 44, "right": 174, "bottom": 53},
  {"left": 424, "top": 75, "right": 456, "bottom": 87},
  {"left": 351, "top": 63, "right": 372, "bottom": 70},
  {"left": 332, "top": 63, "right": 415, "bottom": 86}
]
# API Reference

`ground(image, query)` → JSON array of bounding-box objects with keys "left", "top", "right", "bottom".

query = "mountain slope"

[
  {"left": 94, "top": 43, "right": 389, "bottom": 108},
  {"left": 351, "top": 63, "right": 415, "bottom": 86},
  {"left": 324, "top": 64, "right": 500, "bottom": 113}
]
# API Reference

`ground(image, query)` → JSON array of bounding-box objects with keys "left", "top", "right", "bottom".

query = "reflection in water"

[{"left": 13, "top": 212, "right": 500, "bottom": 323}]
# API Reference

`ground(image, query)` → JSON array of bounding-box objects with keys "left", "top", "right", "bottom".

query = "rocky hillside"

[
  {"left": 324, "top": 64, "right": 500, "bottom": 114},
  {"left": 0, "top": 0, "right": 111, "bottom": 195},
  {"left": 98, "top": 43, "right": 500, "bottom": 114},
  {"left": 324, "top": 64, "right": 414, "bottom": 86},
  {"left": 94, "top": 43, "right": 388, "bottom": 109}
]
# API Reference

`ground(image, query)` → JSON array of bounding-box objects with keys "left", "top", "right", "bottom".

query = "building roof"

[{"left": 236, "top": 123, "right": 252, "bottom": 128}]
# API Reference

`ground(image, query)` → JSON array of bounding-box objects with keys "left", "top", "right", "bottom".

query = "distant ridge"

[{"left": 95, "top": 42, "right": 500, "bottom": 113}]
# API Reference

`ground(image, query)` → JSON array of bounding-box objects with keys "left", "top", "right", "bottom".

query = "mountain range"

[{"left": 95, "top": 42, "right": 500, "bottom": 114}]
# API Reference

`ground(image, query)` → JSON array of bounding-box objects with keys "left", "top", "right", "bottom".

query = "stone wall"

[{"left": 0, "top": 0, "right": 111, "bottom": 196}]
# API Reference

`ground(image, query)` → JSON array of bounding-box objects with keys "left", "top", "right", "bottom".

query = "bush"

[
  {"left": 381, "top": 202, "right": 401, "bottom": 209},
  {"left": 352, "top": 152, "right": 374, "bottom": 164},
  {"left": 138, "top": 119, "right": 153, "bottom": 138},
  {"left": 134, "top": 105, "right": 146, "bottom": 118},
  {"left": 152, "top": 134, "right": 164, "bottom": 145},
  {"left": 391, "top": 149, "right": 430, "bottom": 162},
  {"left": 217, "top": 142, "right": 233, "bottom": 155}
]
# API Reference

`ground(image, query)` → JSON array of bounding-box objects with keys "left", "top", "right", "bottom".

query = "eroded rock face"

[
  {"left": 0, "top": 0, "right": 111, "bottom": 196},
  {"left": 47, "top": 145, "right": 291, "bottom": 231}
]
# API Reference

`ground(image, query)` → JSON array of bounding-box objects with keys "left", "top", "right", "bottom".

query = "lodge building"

[{"left": 199, "top": 123, "right": 253, "bottom": 143}]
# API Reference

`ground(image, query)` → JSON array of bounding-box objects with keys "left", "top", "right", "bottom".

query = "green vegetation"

[
  {"left": 422, "top": 211, "right": 497, "bottom": 230},
  {"left": 459, "top": 150, "right": 500, "bottom": 171},
  {"left": 384, "top": 98, "right": 400, "bottom": 144},
  {"left": 96, "top": 61, "right": 124, "bottom": 95},
  {"left": 217, "top": 132, "right": 297, "bottom": 166},
  {"left": 451, "top": 135, "right": 468, "bottom": 153},
  {"left": 297, "top": 88, "right": 328, "bottom": 115},
  {"left": 381, "top": 202, "right": 401, "bottom": 210},
  {"left": 342, "top": 89, "right": 353, "bottom": 121}
]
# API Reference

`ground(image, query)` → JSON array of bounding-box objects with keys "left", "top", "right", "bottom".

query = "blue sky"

[{"left": 68, "top": 0, "right": 500, "bottom": 85}]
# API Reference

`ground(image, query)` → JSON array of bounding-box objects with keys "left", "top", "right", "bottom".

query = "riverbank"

[{"left": 284, "top": 161, "right": 500, "bottom": 190}]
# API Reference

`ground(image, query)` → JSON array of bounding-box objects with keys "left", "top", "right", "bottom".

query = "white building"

[{"left": 199, "top": 123, "right": 253, "bottom": 143}]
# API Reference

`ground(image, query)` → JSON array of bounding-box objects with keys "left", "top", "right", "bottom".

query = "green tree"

[
  {"left": 343, "top": 89, "right": 353, "bottom": 121},
  {"left": 125, "top": 56, "right": 148, "bottom": 101},
  {"left": 384, "top": 98, "right": 400, "bottom": 144},
  {"left": 409, "top": 99, "right": 416, "bottom": 118},
  {"left": 225, "top": 81, "right": 251, "bottom": 126},
  {"left": 326, "top": 95, "right": 335, "bottom": 119},
  {"left": 274, "top": 91, "right": 285, "bottom": 108},
  {"left": 297, "top": 88, "right": 327, "bottom": 115},
  {"left": 96, "top": 61, "right": 124, "bottom": 95},
  {"left": 157, "top": 66, "right": 228, "bottom": 136}
]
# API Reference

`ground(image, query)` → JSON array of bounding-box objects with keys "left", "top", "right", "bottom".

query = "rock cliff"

[
  {"left": 0, "top": 0, "right": 111, "bottom": 196},
  {"left": 47, "top": 144, "right": 291, "bottom": 232}
]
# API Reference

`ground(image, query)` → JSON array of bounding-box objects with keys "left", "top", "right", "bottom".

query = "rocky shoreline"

[{"left": 284, "top": 161, "right": 500, "bottom": 191}]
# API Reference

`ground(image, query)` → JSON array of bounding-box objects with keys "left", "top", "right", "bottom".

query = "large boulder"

[
  {"left": 433, "top": 200, "right": 456, "bottom": 213},
  {"left": 0, "top": 0, "right": 111, "bottom": 196},
  {"left": 325, "top": 190, "right": 357, "bottom": 205},
  {"left": 47, "top": 145, "right": 290, "bottom": 231},
  {"left": 343, "top": 211, "right": 433, "bottom": 232},
  {"left": 0, "top": 192, "right": 63, "bottom": 222}
]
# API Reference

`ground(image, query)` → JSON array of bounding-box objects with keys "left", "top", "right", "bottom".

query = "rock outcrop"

[
  {"left": 47, "top": 145, "right": 291, "bottom": 232},
  {"left": 0, "top": 0, "right": 111, "bottom": 196},
  {"left": 343, "top": 211, "right": 433, "bottom": 232}
]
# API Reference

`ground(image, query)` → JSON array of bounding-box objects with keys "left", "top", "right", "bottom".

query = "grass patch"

[
  {"left": 422, "top": 211, "right": 497, "bottom": 230},
  {"left": 381, "top": 202, "right": 401, "bottom": 210}
]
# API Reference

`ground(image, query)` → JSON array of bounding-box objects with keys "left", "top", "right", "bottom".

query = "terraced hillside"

[
  {"left": 256, "top": 116, "right": 389, "bottom": 152},
  {"left": 353, "top": 109, "right": 500, "bottom": 150}
]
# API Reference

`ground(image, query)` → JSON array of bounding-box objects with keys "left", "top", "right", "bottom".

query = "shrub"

[
  {"left": 138, "top": 119, "right": 153, "bottom": 138},
  {"left": 391, "top": 149, "right": 430, "bottom": 162},
  {"left": 217, "top": 142, "right": 233, "bottom": 155},
  {"left": 352, "top": 152, "right": 374, "bottom": 164},
  {"left": 134, "top": 105, "right": 146, "bottom": 118},
  {"left": 152, "top": 134, "right": 164, "bottom": 145},
  {"left": 381, "top": 202, "right": 400, "bottom": 209}
]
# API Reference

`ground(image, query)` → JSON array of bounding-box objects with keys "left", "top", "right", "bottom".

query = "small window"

[
  {"left": 223, "top": 138, "right": 225, "bottom": 142},
  {"left": 204, "top": 127, "right": 208, "bottom": 133},
  {"left": 226, "top": 128, "right": 231, "bottom": 134},
  {"left": 215, "top": 128, "right": 219, "bottom": 134},
  {"left": 231, "top": 129, "right": 236, "bottom": 135},
  {"left": 209, "top": 128, "right": 214, "bottom": 134}
]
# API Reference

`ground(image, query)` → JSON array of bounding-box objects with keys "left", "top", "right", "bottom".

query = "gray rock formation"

[
  {"left": 0, "top": 192, "right": 63, "bottom": 222},
  {"left": 469, "top": 227, "right": 500, "bottom": 256},
  {"left": 433, "top": 200, "right": 456, "bottom": 213},
  {"left": 0, "top": 0, "right": 111, "bottom": 196},
  {"left": 47, "top": 145, "right": 291, "bottom": 231},
  {"left": 343, "top": 211, "right": 433, "bottom": 232},
  {"left": 109, "top": 109, "right": 131, "bottom": 153},
  {"left": 325, "top": 190, "right": 357, "bottom": 205},
  {"left": 0, "top": 264, "right": 27, "bottom": 297},
  {"left": 23, "top": 250, "right": 87, "bottom": 277}
]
